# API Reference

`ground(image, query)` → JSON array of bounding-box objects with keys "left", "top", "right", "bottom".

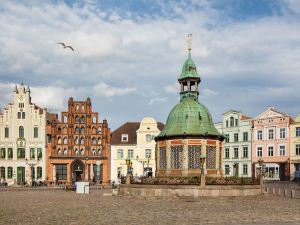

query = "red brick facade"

[{"left": 46, "top": 97, "right": 110, "bottom": 184}]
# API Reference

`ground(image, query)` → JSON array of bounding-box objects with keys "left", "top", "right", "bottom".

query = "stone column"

[
  {"left": 166, "top": 142, "right": 171, "bottom": 176},
  {"left": 182, "top": 140, "right": 188, "bottom": 176},
  {"left": 67, "top": 163, "right": 71, "bottom": 183}
]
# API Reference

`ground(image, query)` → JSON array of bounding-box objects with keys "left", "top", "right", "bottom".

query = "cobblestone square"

[{"left": 0, "top": 189, "right": 299, "bottom": 225}]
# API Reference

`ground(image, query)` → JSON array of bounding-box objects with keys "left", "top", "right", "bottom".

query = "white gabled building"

[
  {"left": 110, "top": 117, "right": 164, "bottom": 183},
  {"left": 214, "top": 110, "right": 252, "bottom": 177},
  {"left": 0, "top": 84, "right": 47, "bottom": 186}
]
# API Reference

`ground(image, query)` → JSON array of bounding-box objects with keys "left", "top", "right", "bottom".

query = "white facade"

[
  {"left": 0, "top": 84, "right": 46, "bottom": 186},
  {"left": 110, "top": 117, "right": 162, "bottom": 183},
  {"left": 214, "top": 110, "right": 252, "bottom": 177}
]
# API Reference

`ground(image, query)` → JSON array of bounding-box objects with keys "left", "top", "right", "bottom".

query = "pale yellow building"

[
  {"left": 290, "top": 113, "right": 300, "bottom": 180},
  {"left": 110, "top": 118, "right": 164, "bottom": 183}
]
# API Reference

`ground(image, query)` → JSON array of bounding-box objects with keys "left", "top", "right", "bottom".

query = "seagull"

[{"left": 56, "top": 42, "right": 74, "bottom": 51}]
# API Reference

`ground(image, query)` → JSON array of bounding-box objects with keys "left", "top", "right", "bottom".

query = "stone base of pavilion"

[{"left": 118, "top": 184, "right": 263, "bottom": 198}]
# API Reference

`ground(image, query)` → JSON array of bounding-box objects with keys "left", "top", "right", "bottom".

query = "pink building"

[{"left": 252, "top": 107, "right": 293, "bottom": 181}]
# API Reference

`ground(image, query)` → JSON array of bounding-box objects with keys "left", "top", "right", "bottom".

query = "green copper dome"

[
  {"left": 156, "top": 51, "right": 222, "bottom": 141},
  {"left": 178, "top": 53, "right": 200, "bottom": 80}
]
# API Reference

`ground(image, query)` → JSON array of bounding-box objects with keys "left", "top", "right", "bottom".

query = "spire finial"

[{"left": 187, "top": 33, "right": 192, "bottom": 55}]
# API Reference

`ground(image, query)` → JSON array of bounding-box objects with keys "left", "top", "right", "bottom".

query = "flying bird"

[{"left": 57, "top": 42, "right": 74, "bottom": 51}]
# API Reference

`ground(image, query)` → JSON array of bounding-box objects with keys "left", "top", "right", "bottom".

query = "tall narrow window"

[
  {"left": 243, "top": 132, "right": 248, "bottom": 142},
  {"left": 0, "top": 148, "right": 5, "bottom": 159},
  {"left": 268, "top": 146, "right": 274, "bottom": 156},
  {"left": 230, "top": 117, "right": 234, "bottom": 127},
  {"left": 171, "top": 146, "right": 183, "bottom": 169},
  {"left": 127, "top": 149, "right": 134, "bottom": 159},
  {"left": 8, "top": 148, "right": 13, "bottom": 159},
  {"left": 257, "top": 147, "right": 262, "bottom": 157},
  {"left": 145, "top": 149, "right": 152, "bottom": 159},
  {"left": 7, "top": 167, "right": 13, "bottom": 178},
  {"left": 188, "top": 145, "right": 201, "bottom": 169},
  {"left": 234, "top": 133, "right": 239, "bottom": 142},
  {"left": 225, "top": 148, "right": 230, "bottom": 159},
  {"left": 146, "top": 134, "right": 152, "bottom": 142},
  {"left": 30, "top": 148, "right": 35, "bottom": 159},
  {"left": 159, "top": 147, "right": 167, "bottom": 169},
  {"left": 296, "top": 127, "right": 300, "bottom": 137},
  {"left": 296, "top": 144, "right": 300, "bottom": 156},
  {"left": 5, "top": 127, "right": 9, "bottom": 138},
  {"left": 117, "top": 149, "right": 123, "bottom": 159},
  {"left": 243, "top": 147, "right": 248, "bottom": 158},
  {"left": 18, "top": 112, "right": 21, "bottom": 119},
  {"left": 225, "top": 165, "right": 230, "bottom": 175},
  {"left": 37, "top": 148, "right": 42, "bottom": 159},
  {"left": 280, "top": 128, "right": 286, "bottom": 139},
  {"left": 0, "top": 167, "right": 5, "bottom": 178},
  {"left": 22, "top": 112, "right": 25, "bottom": 119},
  {"left": 34, "top": 127, "right": 38, "bottom": 138},
  {"left": 243, "top": 164, "right": 248, "bottom": 175},
  {"left": 268, "top": 129, "right": 274, "bottom": 140},
  {"left": 17, "top": 148, "right": 25, "bottom": 158},
  {"left": 37, "top": 167, "right": 42, "bottom": 179},
  {"left": 257, "top": 130, "right": 263, "bottom": 140},
  {"left": 279, "top": 145, "right": 285, "bottom": 156},
  {"left": 224, "top": 134, "right": 229, "bottom": 143},
  {"left": 233, "top": 147, "right": 239, "bottom": 158},
  {"left": 19, "top": 126, "right": 24, "bottom": 138}
]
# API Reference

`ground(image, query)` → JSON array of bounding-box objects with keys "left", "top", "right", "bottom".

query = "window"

[
  {"left": 243, "top": 147, "right": 248, "bottom": 158},
  {"left": 81, "top": 116, "right": 85, "bottom": 123},
  {"left": 145, "top": 149, "right": 151, "bottom": 159},
  {"left": 30, "top": 148, "right": 35, "bottom": 159},
  {"left": 279, "top": 145, "right": 285, "bottom": 156},
  {"left": 75, "top": 149, "right": 79, "bottom": 155},
  {"left": 225, "top": 148, "right": 229, "bottom": 159},
  {"left": 0, "top": 167, "right": 5, "bottom": 178},
  {"left": 171, "top": 146, "right": 183, "bottom": 169},
  {"left": 92, "top": 137, "right": 97, "bottom": 145},
  {"left": 97, "top": 138, "right": 101, "bottom": 145},
  {"left": 233, "top": 147, "right": 239, "bottom": 158},
  {"left": 243, "top": 164, "right": 248, "bottom": 175},
  {"left": 81, "top": 127, "right": 84, "bottom": 134},
  {"left": 235, "top": 119, "right": 238, "bottom": 127},
  {"left": 296, "top": 144, "right": 300, "bottom": 156},
  {"left": 127, "top": 149, "right": 134, "bottom": 159},
  {"left": 0, "top": 148, "right": 5, "bottom": 159},
  {"left": 8, "top": 148, "right": 13, "bottom": 159},
  {"left": 19, "top": 126, "right": 24, "bottom": 138},
  {"left": 146, "top": 134, "right": 152, "bottom": 142},
  {"left": 117, "top": 149, "right": 123, "bottom": 159},
  {"left": 75, "top": 127, "right": 79, "bottom": 134},
  {"left": 296, "top": 127, "right": 300, "bottom": 137},
  {"left": 98, "top": 149, "right": 101, "bottom": 155},
  {"left": 188, "top": 145, "right": 201, "bottom": 169},
  {"left": 230, "top": 117, "right": 234, "bottom": 127},
  {"left": 225, "top": 165, "right": 230, "bottom": 175},
  {"left": 280, "top": 128, "right": 286, "bottom": 139},
  {"left": 37, "top": 167, "right": 42, "bottom": 179},
  {"left": 80, "top": 149, "right": 84, "bottom": 155},
  {"left": 92, "top": 149, "right": 96, "bottom": 155},
  {"left": 257, "top": 130, "right": 263, "bottom": 140},
  {"left": 226, "top": 120, "right": 228, "bottom": 128},
  {"left": 234, "top": 133, "right": 238, "bottom": 142},
  {"left": 243, "top": 132, "right": 248, "bottom": 142},
  {"left": 5, "top": 127, "right": 9, "bottom": 138},
  {"left": 268, "top": 146, "right": 274, "bottom": 156},
  {"left": 224, "top": 134, "right": 229, "bottom": 143},
  {"left": 75, "top": 137, "right": 79, "bottom": 145},
  {"left": 63, "top": 137, "right": 67, "bottom": 145},
  {"left": 160, "top": 147, "right": 167, "bottom": 169},
  {"left": 18, "top": 112, "right": 21, "bottom": 119},
  {"left": 257, "top": 147, "right": 262, "bottom": 157},
  {"left": 56, "top": 164, "right": 67, "bottom": 180},
  {"left": 22, "top": 112, "right": 25, "bottom": 119},
  {"left": 121, "top": 134, "right": 128, "bottom": 142},
  {"left": 37, "top": 148, "right": 42, "bottom": 159},
  {"left": 34, "top": 127, "right": 38, "bottom": 138},
  {"left": 57, "top": 149, "right": 62, "bottom": 156},
  {"left": 7, "top": 167, "right": 13, "bottom": 178},
  {"left": 117, "top": 167, "right": 122, "bottom": 178},
  {"left": 17, "top": 148, "right": 25, "bottom": 158},
  {"left": 80, "top": 137, "right": 84, "bottom": 145},
  {"left": 268, "top": 129, "right": 274, "bottom": 139},
  {"left": 97, "top": 127, "right": 102, "bottom": 134}
]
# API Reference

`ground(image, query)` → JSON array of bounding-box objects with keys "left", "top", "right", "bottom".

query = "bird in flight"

[{"left": 56, "top": 42, "right": 74, "bottom": 51}]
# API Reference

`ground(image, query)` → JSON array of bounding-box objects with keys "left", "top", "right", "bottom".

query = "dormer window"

[{"left": 121, "top": 134, "right": 128, "bottom": 142}]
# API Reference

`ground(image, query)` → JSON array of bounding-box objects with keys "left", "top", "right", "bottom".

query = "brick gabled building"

[{"left": 46, "top": 97, "right": 110, "bottom": 184}]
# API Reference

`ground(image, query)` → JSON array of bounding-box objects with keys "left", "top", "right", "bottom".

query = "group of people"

[{"left": 0, "top": 178, "right": 8, "bottom": 187}]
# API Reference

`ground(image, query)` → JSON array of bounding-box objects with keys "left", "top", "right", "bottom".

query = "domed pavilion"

[{"left": 155, "top": 45, "right": 224, "bottom": 178}]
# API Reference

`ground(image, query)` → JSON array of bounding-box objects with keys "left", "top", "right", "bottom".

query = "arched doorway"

[{"left": 71, "top": 159, "right": 85, "bottom": 182}]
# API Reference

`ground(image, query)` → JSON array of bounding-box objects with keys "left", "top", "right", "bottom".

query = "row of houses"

[
  {"left": 0, "top": 84, "right": 299, "bottom": 185},
  {"left": 214, "top": 108, "right": 300, "bottom": 180}
]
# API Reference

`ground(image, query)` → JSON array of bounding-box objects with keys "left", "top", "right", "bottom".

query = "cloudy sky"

[{"left": 0, "top": 0, "right": 299, "bottom": 130}]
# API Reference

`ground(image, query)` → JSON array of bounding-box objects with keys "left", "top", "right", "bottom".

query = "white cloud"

[
  {"left": 164, "top": 83, "right": 179, "bottom": 94},
  {"left": 92, "top": 82, "right": 136, "bottom": 97}
]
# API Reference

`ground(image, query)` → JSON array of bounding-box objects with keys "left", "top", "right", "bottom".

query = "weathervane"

[{"left": 187, "top": 33, "right": 192, "bottom": 53}]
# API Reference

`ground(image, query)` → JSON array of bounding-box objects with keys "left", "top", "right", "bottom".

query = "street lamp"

[
  {"left": 258, "top": 157, "right": 264, "bottom": 187},
  {"left": 26, "top": 157, "right": 40, "bottom": 186},
  {"left": 85, "top": 157, "right": 89, "bottom": 181},
  {"left": 125, "top": 157, "right": 132, "bottom": 175},
  {"left": 199, "top": 154, "right": 206, "bottom": 175},
  {"left": 136, "top": 155, "right": 145, "bottom": 177}
]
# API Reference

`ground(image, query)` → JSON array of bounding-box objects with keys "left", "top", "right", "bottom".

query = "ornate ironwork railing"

[
  {"left": 205, "top": 176, "right": 260, "bottom": 185},
  {"left": 125, "top": 176, "right": 260, "bottom": 185}
]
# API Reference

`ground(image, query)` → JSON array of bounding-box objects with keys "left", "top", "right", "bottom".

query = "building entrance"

[
  {"left": 17, "top": 167, "right": 25, "bottom": 185},
  {"left": 71, "top": 160, "right": 85, "bottom": 182}
]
